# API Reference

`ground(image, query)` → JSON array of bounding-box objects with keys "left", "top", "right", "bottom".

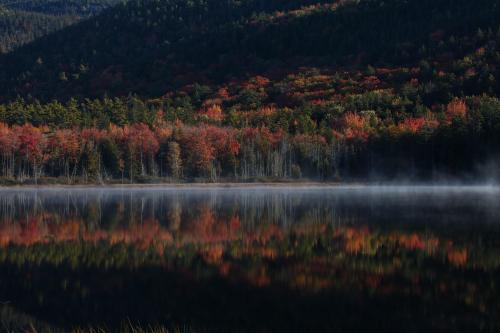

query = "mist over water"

[
  {"left": 0, "top": 184, "right": 499, "bottom": 230},
  {"left": 1, "top": 185, "right": 500, "bottom": 332},
  {"left": 0, "top": 185, "right": 500, "bottom": 227}
]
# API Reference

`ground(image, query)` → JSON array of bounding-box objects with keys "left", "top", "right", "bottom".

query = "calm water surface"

[
  {"left": 0, "top": 185, "right": 499, "bottom": 227},
  {"left": 0, "top": 185, "right": 499, "bottom": 332}
]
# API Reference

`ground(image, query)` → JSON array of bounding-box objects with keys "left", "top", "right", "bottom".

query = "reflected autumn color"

[{"left": 0, "top": 186, "right": 499, "bottom": 332}]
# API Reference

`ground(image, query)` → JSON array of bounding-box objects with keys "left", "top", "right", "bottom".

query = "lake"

[{"left": 0, "top": 185, "right": 499, "bottom": 332}]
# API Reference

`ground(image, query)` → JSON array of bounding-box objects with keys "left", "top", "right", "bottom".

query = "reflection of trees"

[
  {"left": 0, "top": 189, "right": 499, "bottom": 332},
  {"left": 1, "top": 224, "right": 498, "bottom": 313},
  {"left": 0, "top": 189, "right": 498, "bottom": 254},
  {"left": 167, "top": 195, "right": 182, "bottom": 232},
  {"left": 1, "top": 210, "right": 500, "bottom": 333},
  {"left": 0, "top": 189, "right": 347, "bottom": 239}
]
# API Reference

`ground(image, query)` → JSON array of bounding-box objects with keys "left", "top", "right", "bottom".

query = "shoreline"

[
  {"left": 0, "top": 181, "right": 344, "bottom": 189},
  {"left": 0, "top": 182, "right": 498, "bottom": 190}
]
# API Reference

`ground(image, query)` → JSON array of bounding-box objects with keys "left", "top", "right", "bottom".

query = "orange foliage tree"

[{"left": 446, "top": 98, "right": 467, "bottom": 124}]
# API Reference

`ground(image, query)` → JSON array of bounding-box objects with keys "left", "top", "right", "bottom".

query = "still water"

[{"left": 0, "top": 185, "right": 499, "bottom": 332}]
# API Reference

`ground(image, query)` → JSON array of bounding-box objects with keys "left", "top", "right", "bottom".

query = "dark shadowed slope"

[
  {"left": 0, "top": 0, "right": 498, "bottom": 101},
  {"left": 0, "top": 0, "right": 121, "bottom": 53}
]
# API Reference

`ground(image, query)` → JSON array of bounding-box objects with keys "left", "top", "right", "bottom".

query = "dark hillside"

[
  {"left": 0, "top": 0, "right": 498, "bottom": 100},
  {"left": 0, "top": 0, "right": 120, "bottom": 53}
]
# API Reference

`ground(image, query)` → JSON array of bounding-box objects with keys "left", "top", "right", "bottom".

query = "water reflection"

[
  {"left": 1, "top": 185, "right": 500, "bottom": 230},
  {"left": 0, "top": 186, "right": 499, "bottom": 332}
]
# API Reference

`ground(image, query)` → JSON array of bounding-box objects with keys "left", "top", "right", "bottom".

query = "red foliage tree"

[
  {"left": 342, "top": 112, "right": 370, "bottom": 142},
  {"left": 16, "top": 124, "right": 48, "bottom": 182},
  {"left": 183, "top": 127, "right": 215, "bottom": 175},
  {"left": 397, "top": 117, "right": 439, "bottom": 134},
  {"left": 127, "top": 123, "right": 160, "bottom": 175},
  {"left": 48, "top": 128, "right": 81, "bottom": 179}
]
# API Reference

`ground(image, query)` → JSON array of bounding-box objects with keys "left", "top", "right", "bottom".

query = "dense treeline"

[{"left": 0, "top": 95, "right": 498, "bottom": 183}]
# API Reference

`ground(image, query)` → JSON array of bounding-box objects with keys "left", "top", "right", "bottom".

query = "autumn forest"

[{"left": 0, "top": 0, "right": 498, "bottom": 183}]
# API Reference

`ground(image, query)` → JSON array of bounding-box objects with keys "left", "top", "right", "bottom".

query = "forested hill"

[
  {"left": 0, "top": 0, "right": 498, "bottom": 101},
  {"left": 0, "top": 0, "right": 120, "bottom": 53},
  {"left": 0, "top": 6, "right": 76, "bottom": 53},
  {"left": 0, "top": 0, "right": 498, "bottom": 183}
]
